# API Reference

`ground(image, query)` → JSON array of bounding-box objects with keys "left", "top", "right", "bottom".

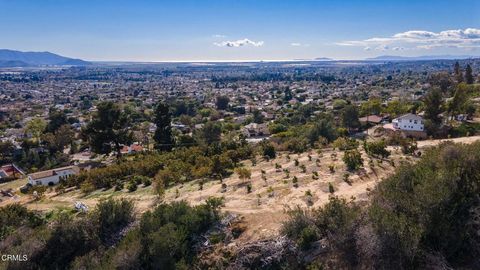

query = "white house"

[
  {"left": 392, "top": 113, "right": 424, "bottom": 132},
  {"left": 28, "top": 166, "right": 79, "bottom": 186}
]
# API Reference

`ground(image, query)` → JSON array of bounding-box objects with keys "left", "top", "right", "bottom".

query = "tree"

[
  {"left": 138, "top": 121, "right": 151, "bottom": 150},
  {"left": 385, "top": 100, "right": 410, "bottom": 118},
  {"left": 368, "top": 142, "right": 480, "bottom": 267},
  {"left": 307, "top": 116, "right": 337, "bottom": 145},
  {"left": 252, "top": 109, "right": 264, "bottom": 124},
  {"left": 236, "top": 167, "right": 251, "bottom": 184},
  {"left": 92, "top": 198, "right": 134, "bottom": 243},
  {"left": 333, "top": 99, "right": 348, "bottom": 110},
  {"left": 429, "top": 72, "right": 454, "bottom": 94},
  {"left": 46, "top": 108, "right": 68, "bottom": 133},
  {"left": 454, "top": 61, "right": 463, "bottom": 83},
  {"left": 210, "top": 154, "right": 230, "bottom": 178},
  {"left": 153, "top": 102, "right": 174, "bottom": 151},
  {"left": 195, "top": 121, "right": 221, "bottom": 146},
  {"left": 343, "top": 149, "right": 363, "bottom": 171},
  {"left": 284, "top": 87, "right": 293, "bottom": 101},
  {"left": 0, "top": 141, "right": 15, "bottom": 165},
  {"left": 448, "top": 84, "right": 468, "bottom": 117},
  {"left": 341, "top": 105, "right": 360, "bottom": 131},
  {"left": 465, "top": 64, "right": 474, "bottom": 84},
  {"left": 25, "top": 118, "right": 46, "bottom": 142},
  {"left": 43, "top": 124, "right": 75, "bottom": 153},
  {"left": 364, "top": 140, "right": 390, "bottom": 158},
  {"left": 333, "top": 137, "right": 359, "bottom": 151},
  {"left": 83, "top": 101, "right": 133, "bottom": 158},
  {"left": 261, "top": 141, "right": 276, "bottom": 159},
  {"left": 424, "top": 88, "right": 443, "bottom": 125},
  {"left": 360, "top": 98, "right": 382, "bottom": 116},
  {"left": 215, "top": 95, "right": 230, "bottom": 110}
]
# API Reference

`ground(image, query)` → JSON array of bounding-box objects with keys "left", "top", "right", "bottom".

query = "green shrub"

[
  {"left": 246, "top": 183, "right": 252, "bottom": 193},
  {"left": 293, "top": 176, "right": 299, "bottom": 188},
  {"left": 328, "top": 183, "right": 335, "bottom": 193},
  {"left": 127, "top": 181, "right": 137, "bottom": 192},
  {"left": 298, "top": 226, "right": 318, "bottom": 250},
  {"left": 343, "top": 150, "right": 363, "bottom": 171},
  {"left": 142, "top": 178, "right": 152, "bottom": 187},
  {"left": 114, "top": 181, "right": 124, "bottom": 191},
  {"left": 333, "top": 137, "right": 359, "bottom": 151},
  {"left": 364, "top": 140, "right": 390, "bottom": 158}
]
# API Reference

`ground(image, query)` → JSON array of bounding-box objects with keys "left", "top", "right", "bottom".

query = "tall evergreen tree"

[
  {"left": 153, "top": 102, "right": 174, "bottom": 151},
  {"left": 465, "top": 64, "right": 474, "bottom": 84},
  {"left": 84, "top": 101, "right": 133, "bottom": 158},
  {"left": 454, "top": 61, "right": 463, "bottom": 83},
  {"left": 284, "top": 87, "right": 293, "bottom": 101},
  {"left": 341, "top": 104, "right": 360, "bottom": 132},
  {"left": 424, "top": 88, "right": 443, "bottom": 125}
]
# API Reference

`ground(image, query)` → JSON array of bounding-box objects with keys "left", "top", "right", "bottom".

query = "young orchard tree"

[
  {"left": 236, "top": 167, "right": 251, "bottom": 184},
  {"left": 343, "top": 149, "right": 364, "bottom": 171}
]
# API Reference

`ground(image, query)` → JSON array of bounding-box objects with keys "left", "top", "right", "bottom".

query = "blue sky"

[{"left": 1, "top": 0, "right": 479, "bottom": 61}]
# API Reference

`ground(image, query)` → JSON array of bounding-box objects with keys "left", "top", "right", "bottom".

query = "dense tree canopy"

[
  {"left": 215, "top": 95, "right": 230, "bottom": 110},
  {"left": 83, "top": 101, "right": 133, "bottom": 158}
]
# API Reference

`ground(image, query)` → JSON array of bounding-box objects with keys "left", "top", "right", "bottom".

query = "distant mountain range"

[
  {"left": 0, "top": 49, "right": 90, "bottom": 67},
  {"left": 366, "top": 55, "right": 480, "bottom": 61}
]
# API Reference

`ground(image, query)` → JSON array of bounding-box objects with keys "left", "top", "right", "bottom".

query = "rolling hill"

[{"left": 0, "top": 49, "right": 90, "bottom": 67}]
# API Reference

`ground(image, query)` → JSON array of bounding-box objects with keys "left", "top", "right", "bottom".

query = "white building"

[
  {"left": 28, "top": 166, "right": 79, "bottom": 186},
  {"left": 392, "top": 113, "right": 424, "bottom": 132}
]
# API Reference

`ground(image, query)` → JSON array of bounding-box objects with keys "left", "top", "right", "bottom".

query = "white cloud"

[
  {"left": 375, "top": 45, "right": 389, "bottom": 51},
  {"left": 363, "top": 46, "right": 372, "bottom": 51},
  {"left": 336, "top": 28, "right": 480, "bottom": 50},
  {"left": 212, "top": 34, "right": 226, "bottom": 38},
  {"left": 214, "top": 38, "right": 264, "bottom": 47},
  {"left": 291, "top": 42, "right": 310, "bottom": 47}
]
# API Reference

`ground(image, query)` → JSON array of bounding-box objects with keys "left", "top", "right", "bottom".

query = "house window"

[{"left": 414, "top": 120, "right": 417, "bottom": 124}]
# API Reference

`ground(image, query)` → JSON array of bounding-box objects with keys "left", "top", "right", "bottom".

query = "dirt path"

[{"left": 417, "top": 135, "right": 480, "bottom": 148}]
